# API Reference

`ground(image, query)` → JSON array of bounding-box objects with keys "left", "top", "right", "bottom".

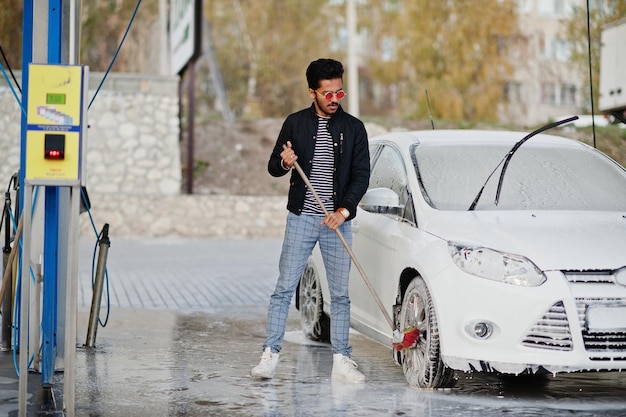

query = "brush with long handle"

[
  {"left": 284, "top": 145, "right": 418, "bottom": 351},
  {"left": 0, "top": 214, "right": 22, "bottom": 310}
]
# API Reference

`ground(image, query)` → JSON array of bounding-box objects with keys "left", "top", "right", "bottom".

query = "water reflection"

[{"left": 73, "top": 309, "right": 626, "bottom": 417}]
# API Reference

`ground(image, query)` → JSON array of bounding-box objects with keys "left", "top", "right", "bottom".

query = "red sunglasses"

[{"left": 315, "top": 89, "right": 346, "bottom": 100}]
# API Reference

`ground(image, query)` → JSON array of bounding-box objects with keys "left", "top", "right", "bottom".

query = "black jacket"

[{"left": 268, "top": 104, "right": 370, "bottom": 220}]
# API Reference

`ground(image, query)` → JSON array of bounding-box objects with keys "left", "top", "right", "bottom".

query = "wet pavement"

[{"left": 2, "top": 237, "right": 626, "bottom": 416}]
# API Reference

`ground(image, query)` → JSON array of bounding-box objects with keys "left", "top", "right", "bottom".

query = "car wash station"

[{"left": 1, "top": 2, "right": 98, "bottom": 416}]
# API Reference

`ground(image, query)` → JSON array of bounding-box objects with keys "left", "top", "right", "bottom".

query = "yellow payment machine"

[{"left": 25, "top": 64, "right": 87, "bottom": 186}]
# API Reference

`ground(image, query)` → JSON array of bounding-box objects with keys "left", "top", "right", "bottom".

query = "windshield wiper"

[{"left": 468, "top": 116, "right": 578, "bottom": 211}]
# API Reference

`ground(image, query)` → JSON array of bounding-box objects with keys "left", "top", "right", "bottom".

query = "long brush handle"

[
  {"left": 286, "top": 150, "right": 395, "bottom": 331},
  {"left": 0, "top": 213, "right": 23, "bottom": 309}
]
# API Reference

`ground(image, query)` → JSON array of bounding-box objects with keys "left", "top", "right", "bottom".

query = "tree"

[
  {"left": 80, "top": 0, "right": 159, "bottom": 72},
  {"left": 0, "top": 0, "right": 23, "bottom": 73},
  {"left": 562, "top": 0, "right": 626, "bottom": 112},
  {"left": 0, "top": 0, "right": 160, "bottom": 73},
  {"left": 205, "top": 0, "right": 345, "bottom": 118},
  {"left": 362, "top": 0, "right": 520, "bottom": 122}
]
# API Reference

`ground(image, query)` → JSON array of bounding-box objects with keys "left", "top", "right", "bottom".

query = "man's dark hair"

[{"left": 306, "top": 58, "right": 344, "bottom": 90}]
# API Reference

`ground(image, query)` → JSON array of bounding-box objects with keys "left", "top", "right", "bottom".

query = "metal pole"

[
  {"left": 185, "top": 59, "right": 196, "bottom": 194},
  {"left": 41, "top": 0, "right": 63, "bottom": 389},
  {"left": 63, "top": 2, "right": 82, "bottom": 414},
  {"left": 85, "top": 224, "right": 110, "bottom": 348},
  {"left": 63, "top": 185, "right": 80, "bottom": 416},
  {"left": 18, "top": 186, "right": 33, "bottom": 417},
  {"left": 18, "top": 0, "right": 34, "bottom": 414},
  {"left": 346, "top": 0, "right": 359, "bottom": 117}
]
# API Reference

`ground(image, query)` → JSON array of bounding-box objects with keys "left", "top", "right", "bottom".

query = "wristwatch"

[{"left": 339, "top": 208, "right": 350, "bottom": 219}]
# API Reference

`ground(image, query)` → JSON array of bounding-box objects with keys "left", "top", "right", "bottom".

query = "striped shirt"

[{"left": 303, "top": 116, "right": 334, "bottom": 214}]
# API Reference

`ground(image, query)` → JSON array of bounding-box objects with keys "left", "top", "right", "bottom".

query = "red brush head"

[{"left": 393, "top": 327, "right": 419, "bottom": 351}]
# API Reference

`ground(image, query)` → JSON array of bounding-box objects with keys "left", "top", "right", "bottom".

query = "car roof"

[{"left": 369, "top": 129, "right": 584, "bottom": 150}]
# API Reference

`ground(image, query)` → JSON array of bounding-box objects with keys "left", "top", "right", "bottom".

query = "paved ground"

[
  {"left": 1, "top": 237, "right": 626, "bottom": 416},
  {"left": 0, "top": 236, "right": 283, "bottom": 416},
  {"left": 76, "top": 237, "right": 281, "bottom": 311}
]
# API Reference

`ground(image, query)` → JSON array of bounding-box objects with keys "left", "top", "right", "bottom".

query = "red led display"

[{"left": 44, "top": 134, "right": 65, "bottom": 160}]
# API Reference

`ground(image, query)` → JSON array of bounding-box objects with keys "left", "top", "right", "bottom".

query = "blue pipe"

[{"left": 40, "top": 0, "right": 63, "bottom": 387}]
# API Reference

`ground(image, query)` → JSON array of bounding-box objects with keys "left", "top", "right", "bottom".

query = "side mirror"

[{"left": 360, "top": 187, "right": 402, "bottom": 214}]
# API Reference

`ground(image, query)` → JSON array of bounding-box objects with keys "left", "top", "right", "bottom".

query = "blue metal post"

[
  {"left": 17, "top": 0, "right": 34, "bottom": 353},
  {"left": 18, "top": 2, "right": 33, "bottom": 415},
  {"left": 41, "top": 0, "right": 62, "bottom": 387}
]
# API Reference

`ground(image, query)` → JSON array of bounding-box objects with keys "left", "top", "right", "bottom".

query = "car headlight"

[{"left": 448, "top": 242, "right": 546, "bottom": 287}]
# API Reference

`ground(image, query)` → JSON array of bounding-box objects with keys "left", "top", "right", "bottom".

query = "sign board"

[{"left": 169, "top": 0, "right": 201, "bottom": 74}]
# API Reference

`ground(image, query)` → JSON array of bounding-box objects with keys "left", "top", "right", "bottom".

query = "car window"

[
  {"left": 413, "top": 142, "right": 626, "bottom": 211},
  {"left": 368, "top": 144, "right": 415, "bottom": 223},
  {"left": 369, "top": 143, "right": 382, "bottom": 167}
]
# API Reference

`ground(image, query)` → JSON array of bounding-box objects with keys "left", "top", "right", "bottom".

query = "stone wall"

[{"left": 0, "top": 72, "right": 286, "bottom": 239}]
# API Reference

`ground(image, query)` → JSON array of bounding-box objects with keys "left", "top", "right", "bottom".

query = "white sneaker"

[
  {"left": 251, "top": 347, "right": 279, "bottom": 379},
  {"left": 331, "top": 354, "right": 366, "bottom": 383}
]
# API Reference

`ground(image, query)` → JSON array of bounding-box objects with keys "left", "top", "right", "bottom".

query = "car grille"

[
  {"left": 522, "top": 301, "right": 573, "bottom": 351},
  {"left": 566, "top": 270, "right": 626, "bottom": 360},
  {"left": 521, "top": 270, "right": 626, "bottom": 360},
  {"left": 576, "top": 298, "right": 626, "bottom": 360},
  {"left": 564, "top": 270, "right": 614, "bottom": 284}
]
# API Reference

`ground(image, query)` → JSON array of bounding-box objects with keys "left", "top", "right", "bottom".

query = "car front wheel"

[
  {"left": 399, "top": 276, "right": 455, "bottom": 388},
  {"left": 298, "top": 260, "right": 330, "bottom": 342}
]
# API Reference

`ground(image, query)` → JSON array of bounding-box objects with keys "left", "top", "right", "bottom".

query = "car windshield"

[{"left": 413, "top": 141, "right": 626, "bottom": 211}]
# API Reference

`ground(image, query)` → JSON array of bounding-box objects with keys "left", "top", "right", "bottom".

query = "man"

[{"left": 251, "top": 58, "right": 370, "bottom": 382}]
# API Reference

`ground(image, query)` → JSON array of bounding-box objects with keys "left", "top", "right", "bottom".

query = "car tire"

[
  {"left": 298, "top": 259, "right": 330, "bottom": 342},
  {"left": 399, "top": 276, "right": 455, "bottom": 388}
]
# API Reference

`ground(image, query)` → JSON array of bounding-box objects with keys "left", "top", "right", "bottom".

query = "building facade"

[{"left": 501, "top": 0, "right": 588, "bottom": 127}]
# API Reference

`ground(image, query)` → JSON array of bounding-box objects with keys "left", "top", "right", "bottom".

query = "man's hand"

[
  {"left": 280, "top": 141, "right": 298, "bottom": 169},
  {"left": 321, "top": 210, "right": 346, "bottom": 231}
]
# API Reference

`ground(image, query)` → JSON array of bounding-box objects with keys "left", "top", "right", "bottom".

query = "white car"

[{"left": 296, "top": 127, "right": 626, "bottom": 388}]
